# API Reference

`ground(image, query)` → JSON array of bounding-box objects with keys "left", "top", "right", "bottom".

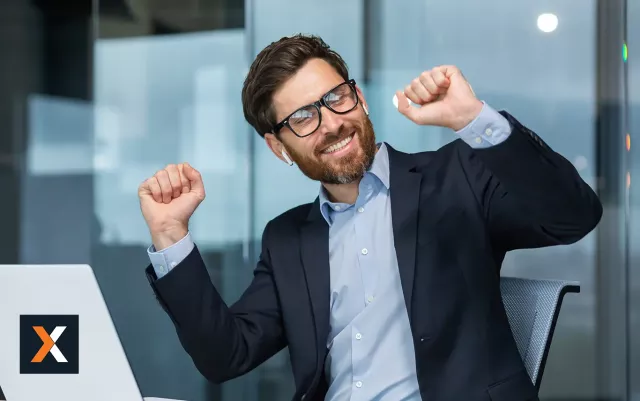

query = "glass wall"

[
  {"left": 93, "top": 3, "right": 254, "bottom": 400},
  {"left": 0, "top": 0, "right": 636, "bottom": 400},
  {"left": 252, "top": 4, "right": 599, "bottom": 400}
]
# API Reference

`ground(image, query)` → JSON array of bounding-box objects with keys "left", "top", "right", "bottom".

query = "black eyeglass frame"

[{"left": 271, "top": 79, "right": 359, "bottom": 138}]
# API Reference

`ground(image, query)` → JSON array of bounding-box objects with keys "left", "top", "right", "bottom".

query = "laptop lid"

[{"left": 0, "top": 264, "right": 144, "bottom": 401}]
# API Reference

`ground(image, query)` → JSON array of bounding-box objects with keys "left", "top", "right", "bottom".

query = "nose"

[{"left": 317, "top": 106, "right": 344, "bottom": 136}]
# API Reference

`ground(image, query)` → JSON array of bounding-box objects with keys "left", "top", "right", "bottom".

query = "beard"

[{"left": 286, "top": 115, "right": 378, "bottom": 185}]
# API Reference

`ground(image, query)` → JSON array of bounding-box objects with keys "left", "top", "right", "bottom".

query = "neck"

[
  {"left": 322, "top": 179, "right": 361, "bottom": 204},
  {"left": 321, "top": 145, "right": 381, "bottom": 204}
]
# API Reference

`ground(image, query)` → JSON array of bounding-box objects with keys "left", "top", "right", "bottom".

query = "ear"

[
  {"left": 355, "top": 85, "right": 369, "bottom": 115},
  {"left": 265, "top": 133, "right": 293, "bottom": 165}
]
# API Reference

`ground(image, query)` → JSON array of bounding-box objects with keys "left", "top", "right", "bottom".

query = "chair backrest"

[{"left": 500, "top": 276, "right": 580, "bottom": 389}]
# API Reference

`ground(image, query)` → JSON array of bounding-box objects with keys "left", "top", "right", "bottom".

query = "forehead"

[{"left": 272, "top": 58, "right": 345, "bottom": 120}]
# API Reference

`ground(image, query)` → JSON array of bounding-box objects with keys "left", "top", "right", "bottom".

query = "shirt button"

[
  {"left": 170, "top": 261, "right": 177, "bottom": 268},
  {"left": 159, "top": 265, "right": 166, "bottom": 273},
  {"left": 485, "top": 128, "right": 493, "bottom": 136},
  {"left": 361, "top": 248, "right": 368, "bottom": 255},
  {"left": 367, "top": 296, "right": 374, "bottom": 303},
  {"left": 357, "top": 207, "right": 364, "bottom": 213},
  {"left": 474, "top": 137, "right": 482, "bottom": 144},
  {"left": 355, "top": 381, "right": 363, "bottom": 388},
  {"left": 334, "top": 205, "right": 341, "bottom": 211},
  {"left": 355, "top": 333, "right": 362, "bottom": 340}
]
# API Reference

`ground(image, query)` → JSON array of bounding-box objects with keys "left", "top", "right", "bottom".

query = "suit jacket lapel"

[
  {"left": 300, "top": 199, "right": 330, "bottom": 371},
  {"left": 387, "top": 144, "right": 422, "bottom": 321}
]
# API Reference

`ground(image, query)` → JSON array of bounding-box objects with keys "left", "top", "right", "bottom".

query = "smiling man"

[{"left": 138, "top": 34, "right": 602, "bottom": 401}]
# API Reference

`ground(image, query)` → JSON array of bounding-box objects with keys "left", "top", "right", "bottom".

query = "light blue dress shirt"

[{"left": 147, "top": 102, "right": 511, "bottom": 400}]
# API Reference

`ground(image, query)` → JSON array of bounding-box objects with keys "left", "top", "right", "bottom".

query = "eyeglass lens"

[{"left": 288, "top": 82, "right": 357, "bottom": 137}]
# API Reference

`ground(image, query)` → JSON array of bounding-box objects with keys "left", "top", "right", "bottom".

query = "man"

[{"left": 138, "top": 35, "right": 602, "bottom": 401}]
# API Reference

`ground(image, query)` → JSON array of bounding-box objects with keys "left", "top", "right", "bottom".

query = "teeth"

[{"left": 323, "top": 135, "right": 353, "bottom": 154}]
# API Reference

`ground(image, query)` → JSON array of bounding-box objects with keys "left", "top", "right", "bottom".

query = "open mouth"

[{"left": 322, "top": 134, "right": 354, "bottom": 154}]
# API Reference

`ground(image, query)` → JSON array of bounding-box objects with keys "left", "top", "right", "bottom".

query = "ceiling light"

[{"left": 537, "top": 13, "right": 558, "bottom": 33}]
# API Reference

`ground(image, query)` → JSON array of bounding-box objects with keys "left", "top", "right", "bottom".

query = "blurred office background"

[{"left": 0, "top": 0, "right": 638, "bottom": 400}]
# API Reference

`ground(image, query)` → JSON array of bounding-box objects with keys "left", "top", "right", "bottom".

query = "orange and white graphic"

[{"left": 31, "top": 326, "right": 68, "bottom": 363}]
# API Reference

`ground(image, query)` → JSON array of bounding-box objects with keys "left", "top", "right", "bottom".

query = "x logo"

[{"left": 31, "top": 326, "right": 68, "bottom": 363}]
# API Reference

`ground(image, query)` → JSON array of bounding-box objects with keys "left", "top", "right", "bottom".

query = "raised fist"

[
  {"left": 395, "top": 65, "right": 482, "bottom": 131},
  {"left": 138, "top": 162, "right": 205, "bottom": 250}
]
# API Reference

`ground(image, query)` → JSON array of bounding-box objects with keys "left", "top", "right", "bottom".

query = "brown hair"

[{"left": 241, "top": 34, "right": 349, "bottom": 137}]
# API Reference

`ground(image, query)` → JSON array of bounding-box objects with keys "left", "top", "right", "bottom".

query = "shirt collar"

[{"left": 368, "top": 142, "right": 391, "bottom": 189}]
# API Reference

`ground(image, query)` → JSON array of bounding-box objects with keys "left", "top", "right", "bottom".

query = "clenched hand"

[{"left": 138, "top": 163, "right": 205, "bottom": 250}]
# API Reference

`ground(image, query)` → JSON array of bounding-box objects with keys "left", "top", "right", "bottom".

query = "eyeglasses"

[{"left": 272, "top": 79, "right": 359, "bottom": 138}]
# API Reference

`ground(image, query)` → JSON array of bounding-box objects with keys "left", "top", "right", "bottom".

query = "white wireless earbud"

[
  {"left": 363, "top": 104, "right": 369, "bottom": 115},
  {"left": 282, "top": 149, "right": 294, "bottom": 166},
  {"left": 393, "top": 93, "right": 416, "bottom": 109}
]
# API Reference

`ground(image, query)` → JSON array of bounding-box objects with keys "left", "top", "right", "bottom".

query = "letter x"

[{"left": 31, "top": 326, "right": 68, "bottom": 363}]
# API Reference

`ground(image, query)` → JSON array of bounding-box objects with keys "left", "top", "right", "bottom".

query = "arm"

[
  {"left": 457, "top": 110, "right": 602, "bottom": 252},
  {"left": 146, "top": 222, "right": 286, "bottom": 383},
  {"left": 394, "top": 66, "right": 602, "bottom": 251}
]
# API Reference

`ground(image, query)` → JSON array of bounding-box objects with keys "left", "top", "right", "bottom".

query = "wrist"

[
  {"left": 151, "top": 225, "right": 188, "bottom": 251},
  {"left": 450, "top": 100, "right": 484, "bottom": 131}
]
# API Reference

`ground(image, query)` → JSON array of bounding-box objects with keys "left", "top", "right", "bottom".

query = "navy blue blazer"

[{"left": 146, "top": 111, "right": 602, "bottom": 401}]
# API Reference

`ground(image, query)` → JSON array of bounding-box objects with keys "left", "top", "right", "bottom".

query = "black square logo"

[{"left": 19, "top": 315, "right": 79, "bottom": 374}]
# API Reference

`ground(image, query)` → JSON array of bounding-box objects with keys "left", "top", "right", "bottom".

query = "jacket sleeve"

[
  {"left": 145, "top": 221, "right": 286, "bottom": 383},
  {"left": 457, "top": 111, "right": 603, "bottom": 253}
]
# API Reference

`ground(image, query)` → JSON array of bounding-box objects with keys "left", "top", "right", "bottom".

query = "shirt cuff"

[
  {"left": 455, "top": 101, "right": 512, "bottom": 148},
  {"left": 147, "top": 232, "right": 195, "bottom": 279}
]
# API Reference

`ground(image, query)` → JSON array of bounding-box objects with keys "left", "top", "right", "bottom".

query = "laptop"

[{"left": 0, "top": 264, "right": 149, "bottom": 401}]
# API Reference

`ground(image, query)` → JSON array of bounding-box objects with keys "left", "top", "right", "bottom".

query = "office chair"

[{"left": 500, "top": 276, "right": 580, "bottom": 389}]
